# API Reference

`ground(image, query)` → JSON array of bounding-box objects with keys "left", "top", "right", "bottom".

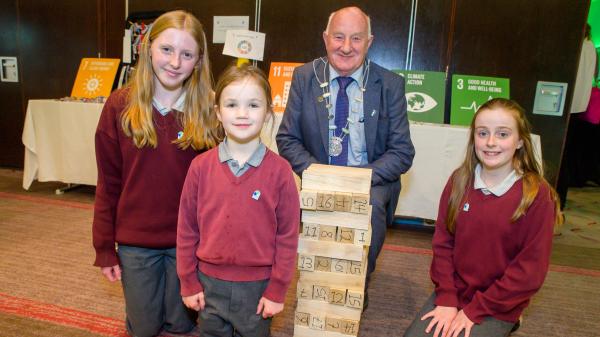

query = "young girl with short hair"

[
  {"left": 404, "top": 98, "right": 562, "bottom": 337},
  {"left": 176, "top": 63, "right": 300, "bottom": 337},
  {"left": 92, "top": 10, "right": 219, "bottom": 337}
]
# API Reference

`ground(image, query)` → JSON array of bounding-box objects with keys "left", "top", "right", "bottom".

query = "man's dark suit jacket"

[{"left": 276, "top": 59, "right": 414, "bottom": 190}]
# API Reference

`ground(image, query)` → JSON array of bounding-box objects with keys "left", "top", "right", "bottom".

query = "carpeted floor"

[{"left": 0, "top": 168, "right": 599, "bottom": 336}]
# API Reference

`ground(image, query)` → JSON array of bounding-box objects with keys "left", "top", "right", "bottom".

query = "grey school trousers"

[
  {"left": 198, "top": 271, "right": 271, "bottom": 337},
  {"left": 403, "top": 293, "right": 515, "bottom": 337},
  {"left": 118, "top": 245, "right": 196, "bottom": 337}
]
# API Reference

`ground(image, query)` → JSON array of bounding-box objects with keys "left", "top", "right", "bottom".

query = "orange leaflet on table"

[
  {"left": 268, "top": 62, "right": 302, "bottom": 113},
  {"left": 71, "top": 58, "right": 120, "bottom": 98}
]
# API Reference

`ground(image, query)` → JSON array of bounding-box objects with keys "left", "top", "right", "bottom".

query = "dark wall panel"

[
  {"left": 410, "top": 0, "right": 453, "bottom": 72},
  {"left": 449, "top": 0, "right": 589, "bottom": 184},
  {"left": 260, "top": 0, "right": 415, "bottom": 72},
  {"left": 18, "top": 0, "right": 99, "bottom": 100},
  {"left": 101, "top": 0, "right": 127, "bottom": 59},
  {"left": 0, "top": 1, "right": 23, "bottom": 167},
  {"left": 0, "top": 0, "right": 124, "bottom": 168},
  {"left": 129, "top": 0, "right": 255, "bottom": 79}
]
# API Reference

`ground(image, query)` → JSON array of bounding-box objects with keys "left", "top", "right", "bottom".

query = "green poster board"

[
  {"left": 395, "top": 70, "right": 446, "bottom": 123},
  {"left": 450, "top": 74, "right": 510, "bottom": 125}
]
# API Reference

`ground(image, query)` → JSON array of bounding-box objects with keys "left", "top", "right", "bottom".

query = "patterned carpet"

[
  {"left": 556, "top": 186, "right": 600, "bottom": 249},
  {"left": 0, "top": 169, "right": 599, "bottom": 336}
]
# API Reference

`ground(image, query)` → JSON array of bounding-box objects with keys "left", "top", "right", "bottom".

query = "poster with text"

[
  {"left": 269, "top": 62, "right": 302, "bottom": 113},
  {"left": 395, "top": 70, "right": 446, "bottom": 123},
  {"left": 450, "top": 74, "right": 509, "bottom": 125},
  {"left": 71, "top": 58, "right": 120, "bottom": 98}
]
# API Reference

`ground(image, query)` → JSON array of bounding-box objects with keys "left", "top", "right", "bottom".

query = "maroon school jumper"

[
  {"left": 93, "top": 89, "right": 199, "bottom": 267},
  {"left": 431, "top": 177, "right": 555, "bottom": 323},
  {"left": 177, "top": 148, "right": 300, "bottom": 303}
]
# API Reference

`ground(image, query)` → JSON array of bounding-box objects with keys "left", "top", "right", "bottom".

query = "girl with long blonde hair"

[{"left": 93, "top": 10, "right": 218, "bottom": 336}]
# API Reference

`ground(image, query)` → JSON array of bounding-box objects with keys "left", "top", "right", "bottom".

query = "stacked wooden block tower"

[{"left": 293, "top": 164, "right": 372, "bottom": 337}]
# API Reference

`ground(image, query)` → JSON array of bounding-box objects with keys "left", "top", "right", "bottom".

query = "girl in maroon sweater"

[
  {"left": 404, "top": 98, "right": 562, "bottom": 337},
  {"left": 92, "top": 10, "right": 220, "bottom": 337},
  {"left": 177, "top": 64, "right": 300, "bottom": 337}
]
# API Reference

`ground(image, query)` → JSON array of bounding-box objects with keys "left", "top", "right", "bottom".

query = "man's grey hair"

[{"left": 324, "top": 8, "right": 372, "bottom": 37}]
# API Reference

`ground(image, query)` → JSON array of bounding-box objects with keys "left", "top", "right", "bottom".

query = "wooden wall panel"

[
  {"left": 0, "top": 0, "right": 124, "bottom": 168},
  {"left": 449, "top": 0, "right": 589, "bottom": 184},
  {"left": 409, "top": 0, "right": 453, "bottom": 72},
  {"left": 260, "top": 0, "right": 415, "bottom": 72},
  {"left": 129, "top": 0, "right": 255, "bottom": 78},
  {"left": 100, "top": 0, "right": 126, "bottom": 59},
  {"left": 18, "top": 0, "right": 99, "bottom": 100},
  {"left": 0, "top": 1, "right": 23, "bottom": 167}
]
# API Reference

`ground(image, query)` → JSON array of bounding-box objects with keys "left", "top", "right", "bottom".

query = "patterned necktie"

[{"left": 330, "top": 76, "right": 353, "bottom": 166}]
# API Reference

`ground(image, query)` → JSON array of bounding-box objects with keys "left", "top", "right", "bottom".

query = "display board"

[
  {"left": 71, "top": 58, "right": 120, "bottom": 98},
  {"left": 395, "top": 70, "right": 446, "bottom": 123},
  {"left": 450, "top": 74, "right": 509, "bottom": 126},
  {"left": 269, "top": 62, "right": 302, "bottom": 113}
]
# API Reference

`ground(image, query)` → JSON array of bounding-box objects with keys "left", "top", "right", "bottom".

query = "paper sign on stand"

[
  {"left": 222, "top": 30, "right": 266, "bottom": 61},
  {"left": 213, "top": 16, "right": 249, "bottom": 44}
]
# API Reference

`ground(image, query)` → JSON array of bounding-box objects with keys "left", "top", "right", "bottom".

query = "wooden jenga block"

[
  {"left": 314, "top": 256, "right": 332, "bottom": 272},
  {"left": 296, "top": 298, "right": 361, "bottom": 321},
  {"left": 297, "top": 254, "right": 315, "bottom": 271},
  {"left": 312, "top": 285, "right": 330, "bottom": 302},
  {"left": 294, "top": 312, "right": 310, "bottom": 326},
  {"left": 302, "top": 209, "right": 370, "bottom": 230},
  {"left": 331, "top": 258, "right": 349, "bottom": 273},
  {"left": 300, "top": 189, "right": 317, "bottom": 210},
  {"left": 301, "top": 223, "right": 319, "bottom": 240},
  {"left": 346, "top": 291, "right": 364, "bottom": 309},
  {"left": 350, "top": 193, "right": 369, "bottom": 214},
  {"left": 309, "top": 313, "right": 326, "bottom": 330},
  {"left": 353, "top": 229, "right": 371, "bottom": 246},
  {"left": 302, "top": 164, "right": 372, "bottom": 194},
  {"left": 298, "top": 239, "right": 363, "bottom": 261},
  {"left": 318, "top": 225, "right": 337, "bottom": 241},
  {"left": 334, "top": 192, "right": 352, "bottom": 212},
  {"left": 341, "top": 319, "right": 360, "bottom": 336},
  {"left": 316, "top": 192, "right": 336, "bottom": 211},
  {"left": 296, "top": 282, "right": 313, "bottom": 300},
  {"left": 298, "top": 270, "right": 365, "bottom": 289},
  {"left": 329, "top": 288, "right": 347, "bottom": 306},
  {"left": 336, "top": 227, "right": 354, "bottom": 244},
  {"left": 325, "top": 317, "right": 344, "bottom": 332},
  {"left": 348, "top": 260, "right": 364, "bottom": 276}
]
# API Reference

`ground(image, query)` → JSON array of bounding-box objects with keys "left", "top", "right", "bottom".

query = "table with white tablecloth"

[{"left": 22, "top": 100, "right": 103, "bottom": 190}]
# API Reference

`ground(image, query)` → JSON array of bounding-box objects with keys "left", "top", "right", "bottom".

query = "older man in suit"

[{"left": 276, "top": 6, "right": 415, "bottom": 308}]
